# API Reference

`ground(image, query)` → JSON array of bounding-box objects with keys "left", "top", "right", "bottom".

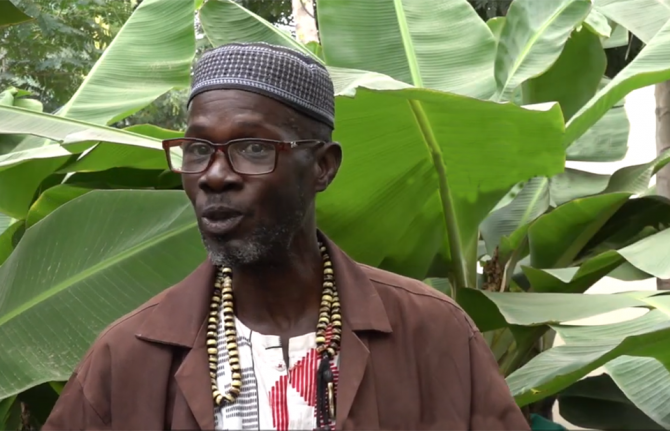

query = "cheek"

[{"left": 181, "top": 174, "right": 199, "bottom": 202}]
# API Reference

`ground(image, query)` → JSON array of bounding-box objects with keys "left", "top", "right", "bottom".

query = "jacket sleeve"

[
  {"left": 41, "top": 373, "right": 109, "bottom": 431},
  {"left": 42, "top": 338, "right": 112, "bottom": 431},
  {"left": 468, "top": 330, "right": 530, "bottom": 431}
]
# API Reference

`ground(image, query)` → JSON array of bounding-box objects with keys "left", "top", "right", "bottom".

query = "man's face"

[{"left": 183, "top": 89, "right": 320, "bottom": 267}]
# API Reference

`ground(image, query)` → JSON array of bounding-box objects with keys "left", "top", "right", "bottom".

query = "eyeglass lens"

[{"left": 168, "top": 139, "right": 277, "bottom": 174}]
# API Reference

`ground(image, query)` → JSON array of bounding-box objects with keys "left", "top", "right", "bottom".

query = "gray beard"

[{"left": 200, "top": 198, "right": 308, "bottom": 269}]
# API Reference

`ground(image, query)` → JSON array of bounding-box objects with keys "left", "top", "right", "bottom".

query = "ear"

[{"left": 314, "top": 142, "right": 342, "bottom": 193}]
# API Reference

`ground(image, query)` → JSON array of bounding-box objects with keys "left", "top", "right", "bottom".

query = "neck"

[{"left": 228, "top": 229, "right": 324, "bottom": 334}]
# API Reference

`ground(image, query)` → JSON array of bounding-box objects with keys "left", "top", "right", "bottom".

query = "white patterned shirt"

[{"left": 214, "top": 316, "right": 340, "bottom": 431}]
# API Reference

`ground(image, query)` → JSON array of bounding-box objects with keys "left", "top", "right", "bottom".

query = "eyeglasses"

[{"left": 162, "top": 138, "right": 325, "bottom": 175}]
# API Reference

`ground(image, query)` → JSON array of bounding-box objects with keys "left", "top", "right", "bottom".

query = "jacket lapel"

[
  {"left": 137, "top": 260, "right": 217, "bottom": 430},
  {"left": 174, "top": 322, "right": 216, "bottom": 430},
  {"left": 320, "top": 235, "right": 392, "bottom": 430}
]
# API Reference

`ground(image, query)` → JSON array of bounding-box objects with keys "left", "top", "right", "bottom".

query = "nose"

[{"left": 198, "top": 150, "right": 243, "bottom": 192}]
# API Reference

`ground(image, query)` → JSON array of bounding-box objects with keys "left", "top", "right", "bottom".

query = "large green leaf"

[
  {"left": 567, "top": 17, "right": 670, "bottom": 146},
  {"left": 317, "top": 88, "right": 565, "bottom": 286},
  {"left": 522, "top": 250, "right": 623, "bottom": 294},
  {"left": 0, "top": 106, "right": 162, "bottom": 157},
  {"left": 25, "top": 185, "right": 92, "bottom": 228},
  {"left": 0, "top": 214, "right": 12, "bottom": 237},
  {"left": 566, "top": 105, "right": 629, "bottom": 161},
  {"left": 594, "top": 0, "right": 670, "bottom": 43},
  {"left": 507, "top": 303, "right": 670, "bottom": 406},
  {"left": 557, "top": 373, "right": 663, "bottom": 430},
  {"left": 58, "top": 125, "right": 181, "bottom": 174},
  {"left": 0, "top": 1, "right": 32, "bottom": 27},
  {"left": 549, "top": 168, "right": 610, "bottom": 206},
  {"left": 0, "top": 190, "right": 205, "bottom": 399},
  {"left": 580, "top": 195, "right": 670, "bottom": 258},
  {"left": 199, "top": 0, "right": 316, "bottom": 59},
  {"left": 56, "top": 0, "right": 195, "bottom": 126},
  {"left": 521, "top": 26, "right": 606, "bottom": 121},
  {"left": 0, "top": 220, "right": 24, "bottom": 267},
  {"left": 529, "top": 192, "right": 631, "bottom": 268},
  {"left": 457, "top": 288, "right": 662, "bottom": 333},
  {"left": 481, "top": 177, "right": 549, "bottom": 256},
  {"left": 0, "top": 106, "right": 165, "bottom": 216},
  {"left": 316, "top": 0, "right": 496, "bottom": 98},
  {"left": 493, "top": 0, "right": 593, "bottom": 102},
  {"left": 606, "top": 356, "right": 670, "bottom": 428}
]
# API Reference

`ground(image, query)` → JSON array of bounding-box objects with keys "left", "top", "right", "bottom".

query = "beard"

[{"left": 200, "top": 190, "right": 309, "bottom": 269}]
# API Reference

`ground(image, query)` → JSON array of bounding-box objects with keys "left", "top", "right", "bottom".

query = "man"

[{"left": 43, "top": 42, "right": 529, "bottom": 431}]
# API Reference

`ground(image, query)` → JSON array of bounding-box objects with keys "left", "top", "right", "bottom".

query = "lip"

[{"left": 199, "top": 206, "right": 244, "bottom": 236}]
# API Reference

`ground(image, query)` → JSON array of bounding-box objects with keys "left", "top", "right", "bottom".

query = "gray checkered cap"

[{"left": 188, "top": 42, "right": 335, "bottom": 129}]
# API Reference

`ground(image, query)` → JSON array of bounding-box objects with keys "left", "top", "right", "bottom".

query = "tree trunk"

[
  {"left": 292, "top": 0, "right": 319, "bottom": 44},
  {"left": 655, "top": 81, "right": 670, "bottom": 290}
]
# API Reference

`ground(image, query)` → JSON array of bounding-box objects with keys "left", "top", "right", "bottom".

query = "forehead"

[{"left": 186, "top": 89, "right": 296, "bottom": 138}]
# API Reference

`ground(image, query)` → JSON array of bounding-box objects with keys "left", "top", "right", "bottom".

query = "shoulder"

[{"left": 358, "top": 263, "right": 479, "bottom": 339}]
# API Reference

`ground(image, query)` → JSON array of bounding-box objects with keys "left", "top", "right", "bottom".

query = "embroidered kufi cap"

[{"left": 188, "top": 42, "right": 335, "bottom": 129}]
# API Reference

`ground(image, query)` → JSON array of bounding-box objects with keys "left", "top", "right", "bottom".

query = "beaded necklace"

[{"left": 206, "top": 242, "right": 342, "bottom": 430}]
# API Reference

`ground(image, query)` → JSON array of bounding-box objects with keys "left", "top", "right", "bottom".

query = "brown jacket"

[{"left": 43, "top": 237, "right": 529, "bottom": 430}]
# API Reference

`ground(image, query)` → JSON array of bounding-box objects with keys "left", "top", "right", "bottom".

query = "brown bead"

[
  {"left": 210, "top": 371, "right": 217, "bottom": 378},
  {"left": 229, "top": 387, "right": 240, "bottom": 396}
]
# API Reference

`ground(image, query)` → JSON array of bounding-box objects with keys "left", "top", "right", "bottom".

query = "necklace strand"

[{"left": 207, "top": 242, "right": 342, "bottom": 428}]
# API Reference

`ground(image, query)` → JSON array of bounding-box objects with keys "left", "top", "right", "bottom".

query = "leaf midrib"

[
  {"left": 499, "top": 0, "right": 580, "bottom": 99},
  {"left": 393, "top": 0, "right": 423, "bottom": 87},
  {"left": 0, "top": 218, "right": 197, "bottom": 328}
]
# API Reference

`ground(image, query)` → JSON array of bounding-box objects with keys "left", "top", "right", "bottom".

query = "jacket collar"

[{"left": 137, "top": 232, "right": 392, "bottom": 347}]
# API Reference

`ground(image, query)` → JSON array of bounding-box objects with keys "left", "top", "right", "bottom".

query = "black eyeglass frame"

[{"left": 162, "top": 137, "right": 327, "bottom": 175}]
